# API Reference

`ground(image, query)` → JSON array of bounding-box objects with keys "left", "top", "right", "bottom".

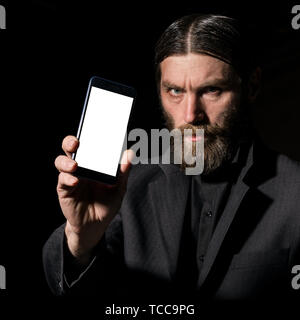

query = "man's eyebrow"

[
  {"left": 161, "top": 81, "right": 184, "bottom": 90},
  {"left": 161, "top": 77, "right": 235, "bottom": 91},
  {"left": 201, "top": 78, "right": 239, "bottom": 89}
]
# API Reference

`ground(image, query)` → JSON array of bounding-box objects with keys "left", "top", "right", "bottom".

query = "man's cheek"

[
  {"left": 163, "top": 106, "right": 179, "bottom": 126},
  {"left": 207, "top": 109, "right": 224, "bottom": 126}
]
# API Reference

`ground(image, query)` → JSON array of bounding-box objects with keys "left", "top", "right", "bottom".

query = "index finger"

[{"left": 62, "top": 135, "right": 79, "bottom": 158}]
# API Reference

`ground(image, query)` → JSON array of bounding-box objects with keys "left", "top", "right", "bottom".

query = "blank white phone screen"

[{"left": 75, "top": 86, "right": 133, "bottom": 177}]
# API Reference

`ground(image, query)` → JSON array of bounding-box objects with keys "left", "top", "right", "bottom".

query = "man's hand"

[{"left": 54, "top": 135, "right": 133, "bottom": 265}]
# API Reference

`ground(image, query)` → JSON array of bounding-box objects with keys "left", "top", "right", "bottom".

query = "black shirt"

[{"left": 174, "top": 144, "right": 245, "bottom": 290}]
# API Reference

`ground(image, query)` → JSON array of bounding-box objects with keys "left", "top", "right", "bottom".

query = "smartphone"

[{"left": 72, "top": 76, "right": 136, "bottom": 185}]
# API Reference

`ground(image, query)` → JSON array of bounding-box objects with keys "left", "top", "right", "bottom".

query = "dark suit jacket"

[{"left": 43, "top": 140, "right": 300, "bottom": 303}]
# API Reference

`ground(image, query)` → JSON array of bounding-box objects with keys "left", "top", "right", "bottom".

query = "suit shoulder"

[
  {"left": 255, "top": 140, "right": 300, "bottom": 181},
  {"left": 276, "top": 152, "right": 300, "bottom": 180}
]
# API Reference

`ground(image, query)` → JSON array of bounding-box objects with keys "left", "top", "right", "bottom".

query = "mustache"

[{"left": 178, "top": 122, "right": 228, "bottom": 140}]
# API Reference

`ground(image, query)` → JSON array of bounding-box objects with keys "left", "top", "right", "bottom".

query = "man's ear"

[{"left": 247, "top": 67, "right": 262, "bottom": 103}]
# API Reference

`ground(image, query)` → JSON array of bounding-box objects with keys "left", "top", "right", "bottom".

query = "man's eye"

[
  {"left": 169, "top": 88, "right": 182, "bottom": 96},
  {"left": 205, "top": 87, "right": 222, "bottom": 94}
]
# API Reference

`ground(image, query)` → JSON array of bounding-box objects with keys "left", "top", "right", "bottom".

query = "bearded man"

[{"left": 43, "top": 14, "right": 300, "bottom": 303}]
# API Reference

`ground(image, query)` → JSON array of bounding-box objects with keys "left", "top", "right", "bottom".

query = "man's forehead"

[{"left": 160, "top": 53, "right": 235, "bottom": 85}]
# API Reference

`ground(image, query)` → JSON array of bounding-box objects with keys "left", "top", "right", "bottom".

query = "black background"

[{"left": 0, "top": 0, "right": 299, "bottom": 310}]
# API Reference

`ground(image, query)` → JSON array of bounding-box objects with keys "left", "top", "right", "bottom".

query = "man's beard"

[{"left": 163, "top": 103, "right": 251, "bottom": 175}]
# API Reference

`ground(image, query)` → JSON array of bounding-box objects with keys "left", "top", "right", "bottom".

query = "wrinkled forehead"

[{"left": 160, "top": 53, "right": 238, "bottom": 87}]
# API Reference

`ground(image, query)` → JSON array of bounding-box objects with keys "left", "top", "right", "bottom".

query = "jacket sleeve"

[{"left": 42, "top": 213, "right": 124, "bottom": 296}]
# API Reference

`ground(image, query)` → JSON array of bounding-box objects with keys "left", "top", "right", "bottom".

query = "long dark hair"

[{"left": 154, "top": 14, "right": 257, "bottom": 86}]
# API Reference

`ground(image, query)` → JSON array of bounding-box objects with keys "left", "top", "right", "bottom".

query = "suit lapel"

[
  {"left": 149, "top": 165, "right": 191, "bottom": 278},
  {"left": 198, "top": 143, "right": 254, "bottom": 288}
]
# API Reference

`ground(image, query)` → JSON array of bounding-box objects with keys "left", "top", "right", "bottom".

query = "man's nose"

[{"left": 183, "top": 94, "right": 204, "bottom": 124}]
